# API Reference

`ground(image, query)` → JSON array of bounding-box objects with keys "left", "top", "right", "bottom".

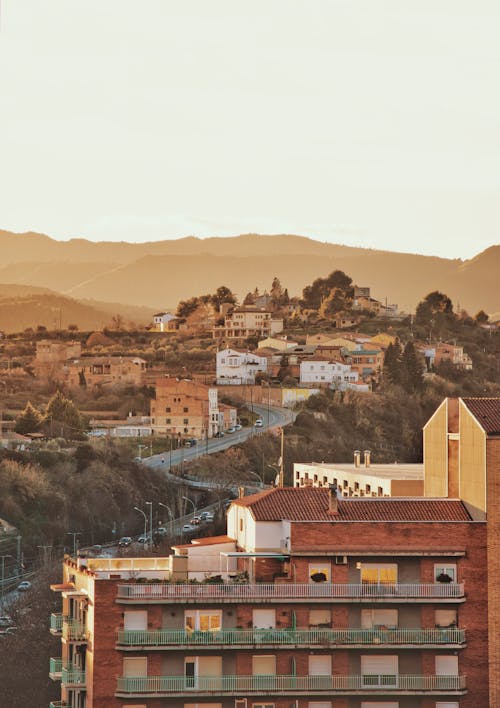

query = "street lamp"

[
  {"left": 182, "top": 495, "right": 196, "bottom": 520},
  {"left": 159, "top": 502, "right": 174, "bottom": 539},
  {"left": 145, "top": 501, "right": 153, "bottom": 550},
  {"left": 134, "top": 506, "right": 147, "bottom": 541},
  {"left": 66, "top": 532, "right": 81, "bottom": 558},
  {"left": 138, "top": 443, "right": 147, "bottom": 460}
]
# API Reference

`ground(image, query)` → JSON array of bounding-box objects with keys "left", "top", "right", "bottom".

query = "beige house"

[{"left": 213, "top": 307, "right": 283, "bottom": 341}]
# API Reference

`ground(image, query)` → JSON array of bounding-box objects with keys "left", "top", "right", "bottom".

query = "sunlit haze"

[{"left": 0, "top": 1, "right": 499, "bottom": 259}]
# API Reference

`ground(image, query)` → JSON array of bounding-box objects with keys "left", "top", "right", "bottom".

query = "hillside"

[
  {"left": 0, "top": 230, "right": 498, "bottom": 313},
  {"left": 0, "top": 287, "right": 154, "bottom": 333}
]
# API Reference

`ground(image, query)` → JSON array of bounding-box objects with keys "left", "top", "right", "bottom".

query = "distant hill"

[
  {"left": 0, "top": 229, "right": 498, "bottom": 314},
  {"left": 0, "top": 286, "right": 154, "bottom": 333}
]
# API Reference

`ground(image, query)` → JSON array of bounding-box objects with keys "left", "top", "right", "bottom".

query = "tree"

[
  {"left": 475, "top": 310, "right": 489, "bottom": 325},
  {"left": 415, "top": 291, "right": 454, "bottom": 325},
  {"left": 383, "top": 340, "right": 403, "bottom": 386},
  {"left": 210, "top": 286, "right": 237, "bottom": 309},
  {"left": 15, "top": 402, "right": 43, "bottom": 434},
  {"left": 400, "top": 341, "right": 424, "bottom": 393},
  {"left": 44, "top": 391, "right": 86, "bottom": 439},
  {"left": 176, "top": 297, "right": 201, "bottom": 318},
  {"left": 302, "top": 270, "right": 353, "bottom": 312}
]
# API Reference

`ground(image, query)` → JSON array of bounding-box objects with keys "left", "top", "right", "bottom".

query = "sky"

[{"left": 0, "top": 0, "right": 499, "bottom": 259}]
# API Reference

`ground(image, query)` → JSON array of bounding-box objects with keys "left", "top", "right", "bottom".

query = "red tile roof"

[
  {"left": 462, "top": 397, "right": 500, "bottom": 434},
  {"left": 233, "top": 487, "right": 471, "bottom": 522}
]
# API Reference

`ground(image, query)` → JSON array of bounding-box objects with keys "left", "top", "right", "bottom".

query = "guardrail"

[
  {"left": 117, "top": 582, "right": 465, "bottom": 600},
  {"left": 116, "top": 626, "right": 465, "bottom": 647},
  {"left": 116, "top": 673, "right": 466, "bottom": 694}
]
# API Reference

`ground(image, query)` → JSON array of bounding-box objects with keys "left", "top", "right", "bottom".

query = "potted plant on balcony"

[
  {"left": 436, "top": 571, "right": 453, "bottom": 583},
  {"left": 310, "top": 571, "right": 327, "bottom": 583}
]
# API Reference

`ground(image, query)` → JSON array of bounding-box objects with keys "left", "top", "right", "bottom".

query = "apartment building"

[
  {"left": 213, "top": 307, "right": 284, "bottom": 341},
  {"left": 49, "top": 396, "right": 500, "bottom": 708},
  {"left": 150, "top": 377, "right": 234, "bottom": 439},
  {"left": 216, "top": 348, "right": 269, "bottom": 385},
  {"left": 294, "top": 454, "right": 424, "bottom": 497},
  {"left": 433, "top": 345, "right": 473, "bottom": 371},
  {"left": 49, "top": 484, "right": 485, "bottom": 708}
]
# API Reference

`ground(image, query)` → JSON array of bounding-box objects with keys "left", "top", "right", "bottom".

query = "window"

[
  {"left": 253, "top": 609, "right": 276, "bottom": 629},
  {"left": 435, "top": 564, "right": 457, "bottom": 583},
  {"left": 361, "top": 655, "right": 398, "bottom": 687},
  {"left": 360, "top": 564, "right": 397, "bottom": 584},
  {"left": 239, "top": 519, "right": 244, "bottom": 532},
  {"left": 308, "top": 703, "right": 332, "bottom": 708},
  {"left": 361, "top": 703, "right": 399, "bottom": 708},
  {"left": 185, "top": 610, "right": 221, "bottom": 632},
  {"left": 309, "top": 563, "right": 330, "bottom": 583},
  {"left": 183, "top": 418, "right": 189, "bottom": 425},
  {"left": 252, "top": 655, "right": 276, "bottom": 676},
  {"left": 309, "top": 609, "right": 331, "bottom": 628},
  {"left": 166, "top": 418, "right": 171, "bottom": 424},
  {"left": 435, "top": 703, "right": 459, "bottom": 708},
  {"left": 361, "top": 609, "right": 398, "bottom": 629},
  {"left": 123, "top": 657, "right": 147, "bottom": 677},
  {"left": 435, "top": 655, "right": 458, "bottom": 675},
  {"left": 309, "top": 655, "right": 331, "bottom": 675},
  {"left": 165, "top": 407, "right": 171, "bottom": 412},
  {"left": 435, "top": 609, "right": 457, "bottom": 628},
  {"left": 184, "top": 407, "right": 189, "bottom": 413},
  {"left": 124, "top": 611, "right": 148, "bottom": 631}
]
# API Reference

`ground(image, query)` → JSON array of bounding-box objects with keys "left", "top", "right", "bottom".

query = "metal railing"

[
  {"left": 49, "top": 657, "right": 63, "bottom": 679},
  {"left": 49, "top": 702, "right": 70, "bottom": 708},
  {"left": 62, "top": 618, "right": 86, "bottom": 641},
  {"left": 116, "top": 673, "right": 466, "bottom": 694},
  {"left": 61, "top": 666, "right": 86, "bottom": 686},
  {"left": 117, "top": 582, "right": 465, "bottom": 600},
  {"left": 117, "top": 627, "right": 465, "bottom": 647},
  {"left": 50, "top": 613, "right": 66, "bottom": 633}
]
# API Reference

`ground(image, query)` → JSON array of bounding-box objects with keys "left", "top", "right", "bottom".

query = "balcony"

[
  {"left": 49, "top": 657, "right": 63, "bottom": 680},
  {"left": 62, "top": 618, "right": 86, "bottom": 642},
  {"left": 61, "top": 666, "right": 86, "bottom": 688},
  {"left": 50, "top": 613, "right": 66, "bottom": 635},
  {"left": 116, "top": 582, "right": 465, "bottom": 604},
  {"left": 116, "top": 627, "right": 465, "bottom": 649},
  {"left": 115, "top": 673, "right": 466, "bottom": 697}
]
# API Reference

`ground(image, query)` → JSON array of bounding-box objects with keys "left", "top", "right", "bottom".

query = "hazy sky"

[{"left": 0, "top": 1, "right": 499, "bottom": 258}]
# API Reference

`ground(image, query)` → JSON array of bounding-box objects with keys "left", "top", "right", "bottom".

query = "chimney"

[
  {"left": 364, "top": 450, "right": 371, "bottom": 468},
  {"left": 328, "top": 484, "right": 339, "bottom": 514},
  {"left": 354, "top": 450, "right": 361, "bottom": 468},
  {"left": 238, "top": 486, "right": 245, "bottom": 499}
]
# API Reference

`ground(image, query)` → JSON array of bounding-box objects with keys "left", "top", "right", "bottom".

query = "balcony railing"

[
  {"left": 116, "top": 673, "right": 466, "bottom": 695},
  {"left": 49, "top": 657, "right": 63, "bottom": 680},
  {"left": 117, "top": 627, "right": 465, "bottom": 648},
  {"left": 62, "top": 618, "right": 86, "bottom": 641},
  {"left": 50, "top": 613, "right": 66, "bottom": 634},
  {"left": 61, "top": 666, "right": 86, "bottom": 687},
  {"left": 49, "top": 702, "right": 70, "bottom": 708},
  {"left": 117, "top": 582, "right": 465, "bottom": 601}
]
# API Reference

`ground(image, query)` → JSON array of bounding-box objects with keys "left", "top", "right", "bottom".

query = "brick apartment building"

[
  {"left": 49, "top": 396, "right": 500, "bottom": 708},
  {"left": 151, "top": 377, "right": 236, "bottom": 439}
]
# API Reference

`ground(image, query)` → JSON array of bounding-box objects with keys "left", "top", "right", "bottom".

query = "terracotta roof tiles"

[
  {"left": 233, "top": 487, "right": 471, "bottom": 522},
  {"left": 462, "top": 397, "right": 500, "bottom": 434}
]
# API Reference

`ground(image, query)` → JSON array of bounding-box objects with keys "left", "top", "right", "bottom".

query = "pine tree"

[
  {"left": 383, "top": 340, "right": 402, "bottom": 385},
  {"left": 15, "top": 402, "right": 43, "bottom": 434},
  {"left": 45, "top": 391, "right": 86, "bottom": 438},
  {"left": 400, "top": 341, "right": 424, "bottom": 393}
]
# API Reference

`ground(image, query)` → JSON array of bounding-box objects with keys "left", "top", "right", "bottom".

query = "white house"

[
  {"left": 152, "top": 312, "right": 179, "bottom": 332},
  {"left": 300, "top": 358, "right": 358, "bottom": 388},
  {"left": 216, "top": 348, "right": 269, "bottom": 385}
]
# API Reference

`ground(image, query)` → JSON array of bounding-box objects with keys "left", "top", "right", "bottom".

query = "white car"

[
  {"left": 17, "top": 581, "right": 32, "bottom": 591},
  {"left": 254, "top": 419, "right": 264, "bottom": 427},
  {"left": 182, "top": 524, "right": 195, "bottom": 533}
]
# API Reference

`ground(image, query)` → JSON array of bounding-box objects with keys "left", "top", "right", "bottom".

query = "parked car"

[
  {"left": 234, "top": 424, "right": 242, "bottom": 430},
  {"left": 214, "top": 431, "right": 225, "bottom": 438},
  {"left": 254, "top": 419, "right": 264, "bottom": 427},
  {"left": 226, "top": 427, "right": 237, "bottom": 434},
  {"left": 17, "top": 581, "right": 31, "bottom": 592},
  {"left": 202, "top": 512, "right": 214, "bottom": 522},
  {"left": 118, "top": 536, "right": 132, "bottom": 547},
  {"left": 156, "top": 527, "right": 168, "bottom": 536},
  {"left": 137, "top": 534, "right": 149, "bottom": 543},
  {"left": 182, "top": 524, "right": 195, "bottom": 533},
  {"left": 184, "top": 438, "right": 197, "bottom": 447}
]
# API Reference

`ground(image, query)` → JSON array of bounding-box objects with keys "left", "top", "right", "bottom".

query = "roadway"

[{"left": 142, "top": 404, "right": 295, "bottom": 473}]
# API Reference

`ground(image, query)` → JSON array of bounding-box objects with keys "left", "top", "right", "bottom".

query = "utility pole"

[
  {"left": 145, "top": 501, "right": 153, "bottom": 551},
  {"left": 278, "top": 427, "right": 284, "bottom": 488},
  {"left": 66, "top": 532, "right": 81, "bottom": 558},
  {"left": 37, "top": 545, "right": 53, "bottom": 566},
  {"left": 0, "top": 555, "right": 12, "bottom": 603}
]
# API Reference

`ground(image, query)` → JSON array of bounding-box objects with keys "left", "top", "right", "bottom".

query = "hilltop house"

[
  {"left": 150, "top": 312, "right": 180, "bottom": 332},
  {"left": 299, "top": 358, "right": 359, "bottom": 389},
  {"left": 65, "top": 356, "right": 147, "bottom": 388},
  {"left": 213, "top": 306, "right": 284, "bottom": 341}
]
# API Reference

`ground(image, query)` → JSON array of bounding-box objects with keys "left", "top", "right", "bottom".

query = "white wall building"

[
  {"left": 300, "top": 358, "right": 358, "bottom": 387},
  {"left": 216, "top": 348, "right": 268, "bottom": 385}
]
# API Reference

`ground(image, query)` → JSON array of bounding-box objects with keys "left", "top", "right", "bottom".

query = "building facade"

[
  {"left": 213, "top": 307, "right": 284, "bottom": 341},
  {"left": 65, "top": 356, "right": 147, "bottom": 388},
  {"left": 216, "top": 348, "right": 269, "bottom": 385},
  {"left": 299, "top": 358, "right": 358, "bottom": 388}
]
